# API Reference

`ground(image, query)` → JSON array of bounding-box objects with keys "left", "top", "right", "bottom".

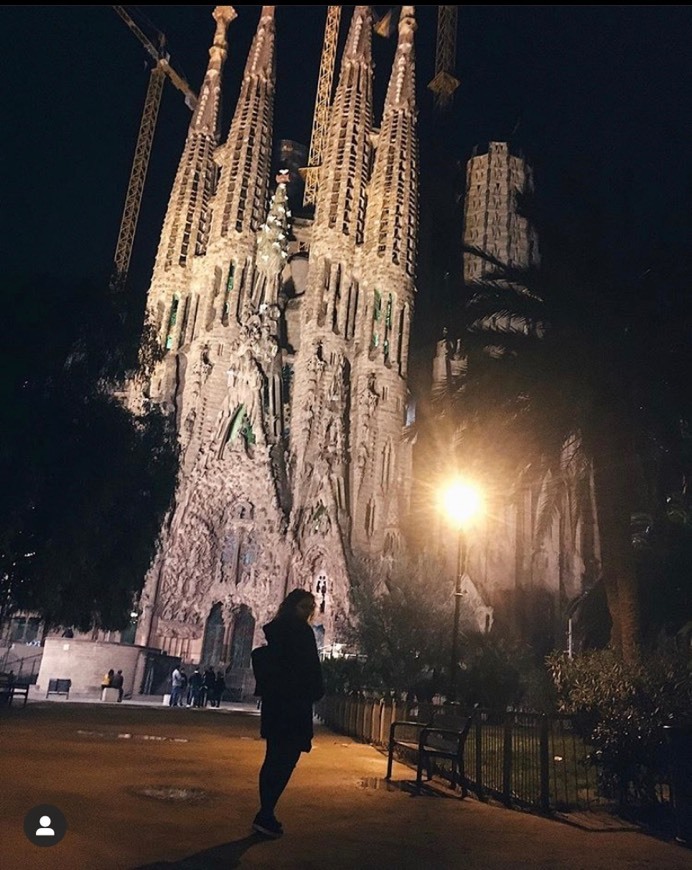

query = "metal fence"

[
  {"left": 0, "top": 648, "right": 43, "bottom": 683},
  {"left": 316, "top": 694, "right": 670, "bottom": 815}
]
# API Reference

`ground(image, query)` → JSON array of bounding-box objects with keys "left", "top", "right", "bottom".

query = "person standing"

[
  {"left": 213, "top": 670, "right": 226, "bottom": 707},
  {"left": 252, "top": 589, "right": 324, "bottom": 838},
  {"left": 111, "top": 669, "right": 124, "bottom": 702},
  {"left": 188, "top": 667, "right": 204, "bottom": 707},
  {"left": 170, "top": 666, "right": 185, "bottom": 707},
  {"left": 202, "top": 666, "right": 216, "bottom": 707}
]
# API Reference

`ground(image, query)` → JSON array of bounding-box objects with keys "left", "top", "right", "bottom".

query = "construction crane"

[
  {"left": 110, "top": 6, "right": 197, "bottom": 292},
  {"left": 302, "top": 6, "right": 342, "bottom": 209},
  {"left": 428, "top": 6, "right": 460, "bottom": 112}
]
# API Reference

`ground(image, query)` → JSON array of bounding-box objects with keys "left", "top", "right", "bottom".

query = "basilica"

[{"left": 132, "top": 6, "right": 596, "bottom": 696}]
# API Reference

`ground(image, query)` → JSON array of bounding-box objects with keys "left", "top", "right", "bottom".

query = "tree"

[
  {"left": 437, "top": 190, "right": 692, "bottom": 663},
  {"left": 343, "top": 554, "right": 451, "bottom": 695},
  {"left": 0, "top": 275, "right": 178, "bottom": 632}
]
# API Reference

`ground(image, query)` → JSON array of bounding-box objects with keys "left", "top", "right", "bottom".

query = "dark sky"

[{"left": 4, "top": 6, "right": 692, "bottom": 326}]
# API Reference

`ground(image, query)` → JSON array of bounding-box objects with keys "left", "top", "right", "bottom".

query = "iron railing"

[{"left": 316, "top": 695, "right": 671, "bottom": 815}]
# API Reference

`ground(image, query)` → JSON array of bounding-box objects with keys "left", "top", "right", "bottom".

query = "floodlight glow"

[{"left": 441, "top": 480, "right": 483, "bottom": 527}]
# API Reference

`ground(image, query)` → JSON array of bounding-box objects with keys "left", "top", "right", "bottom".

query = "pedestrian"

[
  {"left": 102, "top": 669, "right": 114, "bottom": 689},
  {"left": 251, "top": 588, "right": 324, "bottom": 839},
  {"left": 170, "top": 665, "right": 185, "bottom": 707},
  {"left": 111, "top": 669, "right": 124, "bottom": 702},
  {"left": 188, "top": 667, "right": 204, "bottom": 707},
  {"left": 213, "top": 670, "right": 226, "bottom": 707},
  {"left": 203, "top": 666, "right": 215, "bottom": 707}
]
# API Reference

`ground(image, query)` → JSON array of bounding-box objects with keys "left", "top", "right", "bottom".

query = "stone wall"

[{"left": 34, "top": 638, "right": 153, "bottom": 699}]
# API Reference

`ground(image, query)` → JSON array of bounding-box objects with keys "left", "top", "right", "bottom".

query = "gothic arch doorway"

[
  {"left": 201, "top": 603, "right": 226, "bottom": 667},
  {"left": 228, "top": 605, "right": 255, "bottom": 671}
]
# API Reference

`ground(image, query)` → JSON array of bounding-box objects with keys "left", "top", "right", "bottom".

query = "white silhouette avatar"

[{"left": 36, "top": 815, "right": 55, "bottom": 837}]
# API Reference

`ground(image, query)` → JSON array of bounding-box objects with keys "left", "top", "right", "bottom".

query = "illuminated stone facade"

[{"left": 134, "top": 6, "right": 419, "bottom": 693}]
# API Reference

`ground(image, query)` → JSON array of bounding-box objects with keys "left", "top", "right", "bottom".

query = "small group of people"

[
  {"left": 101, "top": 668, "right": 125, "bottom": 702},
  {"left": 169, "top": 665, "right": 225, "bottom": 708}
]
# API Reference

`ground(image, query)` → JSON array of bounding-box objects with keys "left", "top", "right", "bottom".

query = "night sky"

[{"left": 5, "top": 6, "right": 692, "bottom": 357}]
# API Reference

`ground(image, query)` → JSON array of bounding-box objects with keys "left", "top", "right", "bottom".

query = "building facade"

[
  {"left": 430, "top": 141, "right": 598, "bottom": 649},
  {"left": 129, "top": 6, "right": 600, "bottom": 695},
  {"left": 133, "top": 6, "right": 420, "bottom": 693}
]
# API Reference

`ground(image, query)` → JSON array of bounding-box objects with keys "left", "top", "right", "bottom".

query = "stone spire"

[
  {"left": 146, "top": 6, "right": 236, "bottom": 364},
  {"left": 288, "top": 6, "right": 375, "bottom": 539},
  {"left": 155, "top": 7, "right": 236, "bottom": 278},
  {"left": 350, "top": 4, "right": 419, "bottom": 554},
  {"left": 363, "top": 5, "right": 418, "bottom": 278},
  {"left": 312, "top": 5, "right": 374, "bottom": 247},
  {"left": 208, "top": 5, "right": 276, "bottom": 324}
]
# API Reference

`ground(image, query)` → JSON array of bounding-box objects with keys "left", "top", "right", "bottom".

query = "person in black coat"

[
  {"left": 202, "top": 667, "right": 216, "bottom": 707},
  {"left": 110, "top": 669, "right": 124, "bottom": 702},
  {"left": 252, "top": 588, "right": 324, "bottom": 838}
]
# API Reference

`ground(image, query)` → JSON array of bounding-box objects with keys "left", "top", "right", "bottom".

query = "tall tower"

[
  {"left": 427, "top": 141, "right": 598, "bottom": 646},
  {"left": 463, "top": 141, "right": 539, "bottom": 283},
  {"left": 350, "top": 6, "right": 419, "bottom": 556},
  {"left": 286, "top": 6, "right": 375, "bottom": 641},
  {"left": 146, "top": 6, "right": 237, "bottom": 404},
  {"left": 135, "top": 7, "right": 288, "bottom": 684},
  {"left": 134, "top": 6, "right": 420, "bottom": 689}
]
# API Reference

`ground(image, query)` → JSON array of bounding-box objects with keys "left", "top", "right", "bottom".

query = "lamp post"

[{"left": 441, "top": 480, "right": 482, "bottom": 704}]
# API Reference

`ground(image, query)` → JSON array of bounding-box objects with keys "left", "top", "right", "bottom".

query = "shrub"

[{"left": 546, "top": 649, "right": 692, "bottom": 804}]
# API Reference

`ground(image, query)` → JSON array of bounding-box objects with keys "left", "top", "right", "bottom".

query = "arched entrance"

[
  {"left": 226, "top": 605, "right": 256, "bottom": 700},
  {"left": 229, "top": 605, "right": 255, "bottom": 669},
  {"left": 201, "top": 603, "right": 226, "bottom": 667}
]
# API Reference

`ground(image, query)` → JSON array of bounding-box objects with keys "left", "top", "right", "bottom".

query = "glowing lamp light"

[{"left": 441, "top": 480, "right": 482, "bottom": 528}]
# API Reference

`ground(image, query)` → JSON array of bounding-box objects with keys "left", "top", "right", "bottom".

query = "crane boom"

[
  {"left": 112, "top": 64, "right": 165, "bottom": 291},
  {"left": 110, "top": 6, "right": 197, "bottom": 291},
  {"left": 113, "top": 4, "right": 160, "bottom": 64},
  {"left": 428, "top": 6, "right": 460, "bottom": 112}
]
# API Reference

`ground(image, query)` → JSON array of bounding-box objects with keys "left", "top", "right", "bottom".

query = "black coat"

[{"left": 259, "top": 615, "right": 324, "bottom": 752}]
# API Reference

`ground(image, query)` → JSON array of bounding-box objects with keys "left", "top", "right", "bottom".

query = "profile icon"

[
  {"left": 36, "top": 815, "right": 55, "bottom": 836},
  {"left": 24, "top": 804, "right": 67, "bottom": 847}
]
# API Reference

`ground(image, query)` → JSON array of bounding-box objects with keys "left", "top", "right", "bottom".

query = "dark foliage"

[
  {"left": 340, "top": 553, "right": 451, "bottom": 694},
  {"left": 547, "top": 649, "right": 692, "bottom": 804},
  {"left": 0, "top": 276, "right": 178, "bottom": 631},
  {"left": 434, "top": 181, "right": 692, "bottom": 660}
]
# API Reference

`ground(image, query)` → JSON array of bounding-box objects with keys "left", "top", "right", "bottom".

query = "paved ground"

[{"left": 2, "top": 698, "right": 691, "bottom": 869}]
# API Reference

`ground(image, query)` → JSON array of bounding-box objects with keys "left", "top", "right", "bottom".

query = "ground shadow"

[
  {"left": 359, "top": 776, "right": 463, "bottom": 799},
  {"left": 133, "top": 833, "right": 267, "bottom": 869}
]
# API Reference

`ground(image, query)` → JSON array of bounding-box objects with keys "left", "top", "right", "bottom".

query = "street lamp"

[{"left": 440, "top": 480, "right": 483, "bottom": 703}]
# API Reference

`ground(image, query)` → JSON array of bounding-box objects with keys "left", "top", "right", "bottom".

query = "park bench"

[
  {"left": 0, "top": 672, "right": 29, "bottom": 707},
  {"left": 46, "top": 678, "right": 71, "bottom": 699},
  {"left": 386, "top": 704, "right": 478, "bottom": 795}
]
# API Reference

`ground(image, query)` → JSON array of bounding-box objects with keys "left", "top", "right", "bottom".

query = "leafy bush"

[
  {"left": 321, "top": 656, "right": 373, "bottom": 695},
  {"left": 546, "top": 649, "right": 692, "bottom": 804},
  {"left": 342, "top": 554, "right": 451, "bottom": 695}
]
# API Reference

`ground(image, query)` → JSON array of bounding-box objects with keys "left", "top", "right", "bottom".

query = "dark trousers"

[{"left": 258, "top": 738, "right": 302, "bottom": 818}]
